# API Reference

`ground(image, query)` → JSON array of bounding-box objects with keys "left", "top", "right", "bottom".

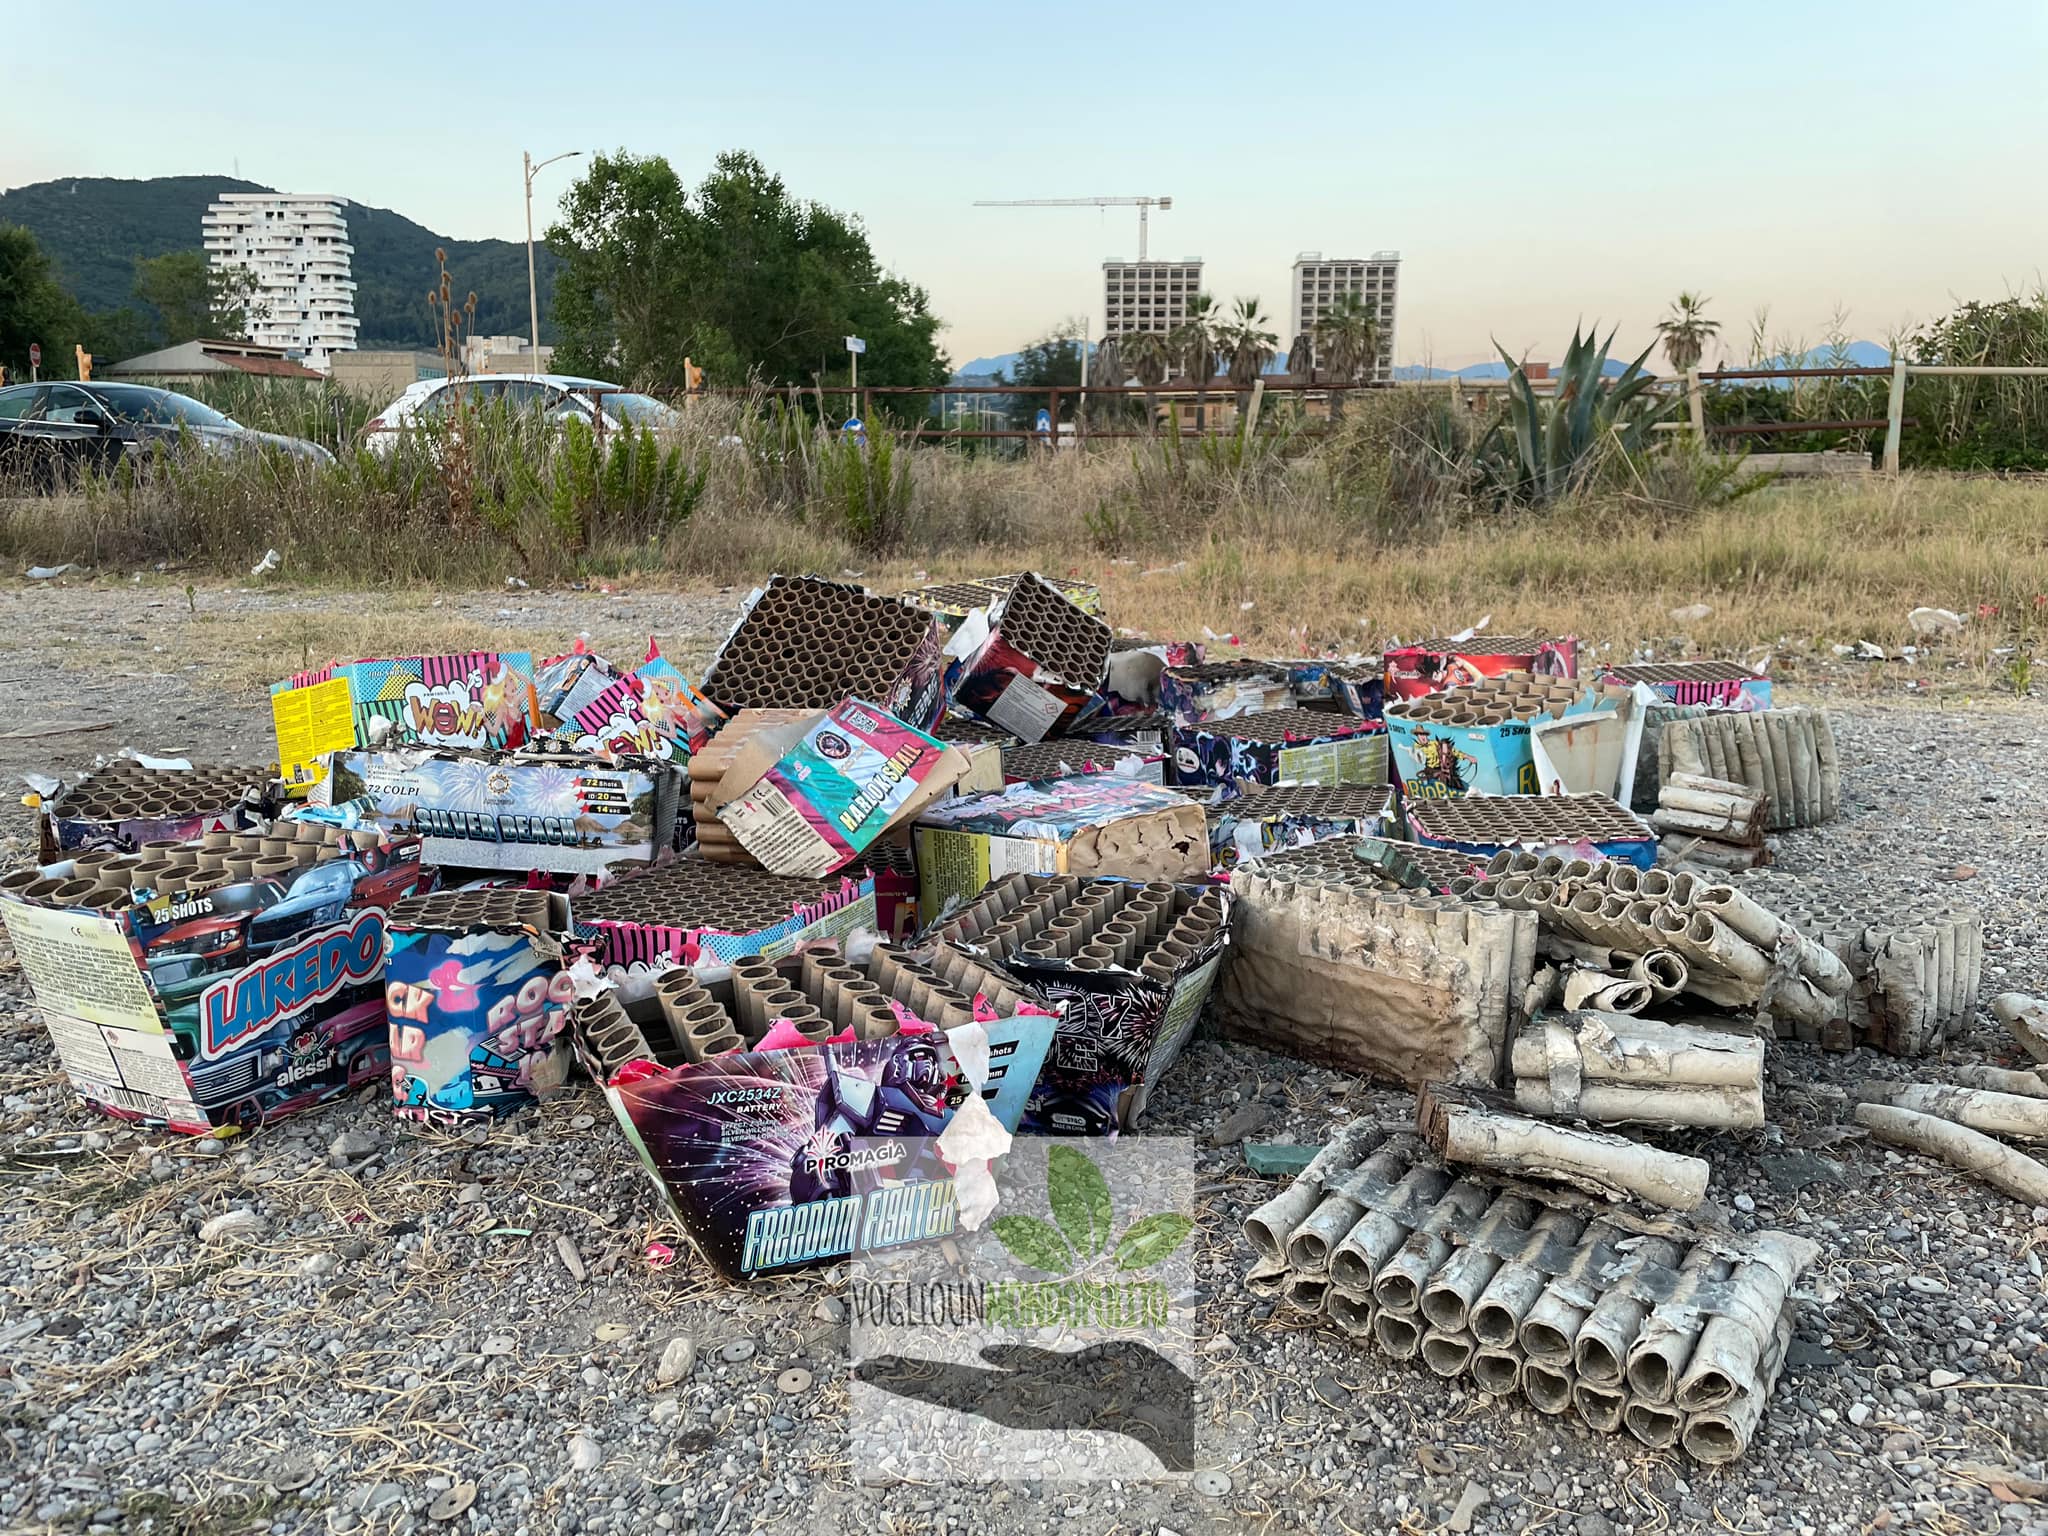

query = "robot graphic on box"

[{"left": 787, "top": 1036, "right": 956, "bottom": 1203}]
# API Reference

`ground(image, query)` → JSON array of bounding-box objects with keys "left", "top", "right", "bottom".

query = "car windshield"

[
  {"left": 92, "top": 385, "right": 237, "bottom": 429},
  {"left": 596, "top": 392, "right": 679, "bottom": 426}
]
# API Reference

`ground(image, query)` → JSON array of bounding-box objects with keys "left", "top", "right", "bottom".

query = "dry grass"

[{"left": 9, "top": 472, "right": 2046, "bottom": 688}]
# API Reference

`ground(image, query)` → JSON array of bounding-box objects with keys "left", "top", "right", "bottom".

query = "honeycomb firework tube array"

[
  {"left": 900, "top": 572, "right": 1102, "bottom": 619},
  {"left": 1205, "top": 784, "right": 1395, "bottom": 871},
  {"left": 1748, "top": 891, "right": 1983, "bottom": 1055},
  {"left": 699, "top": 576, "right": 943, "bottom": 718},
  {"left": 1407, "top": 794, "right": 1657, "bottom": 863},
  {"left": 572, "top": 858, "right": 873, "bottom": 970},
  {"left": 1245, "top": 835, "right": 1485, "bottom": 892},
  {"left": 933, "top": 871, "right": 1224, "bottom": 984},
  {"left": 386, "top": 887, "right": 556, "bottom": 934},
  {"left": 1454, "top": 854, "right": 1850, "bottom": 1037},
  {"left": 47, "top": 761, "right": 267, "bottom": 820},
  {"left": 988, "top": 571, "right": 1113, "bottom": 688},
  {"left": 1, "top": 815, "right": 361, "bottom": 913},
  {"left": 687, "top": 709, "right": 817, "bottom": 864},
  {"left": 999, "top": 739, "right": 1162, "bottom": 783},
  {"left": 568, "top": 938, "right": 1039, "bottom": 1081},
  {"left": 1240, "top": 1117, "right": 1817, "bottom": 1464}
]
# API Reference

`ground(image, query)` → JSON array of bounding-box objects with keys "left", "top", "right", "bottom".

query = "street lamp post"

[{"left": 523, "top": 149, "right": 582, "bottom": 371}]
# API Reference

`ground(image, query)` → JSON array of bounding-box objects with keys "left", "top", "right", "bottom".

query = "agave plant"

[{"left": 1478, "top": 326, "right": 1672, "bottom": 505}]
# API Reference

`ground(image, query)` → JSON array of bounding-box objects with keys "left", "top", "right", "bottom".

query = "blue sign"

[
  {"left": 843, "top": 416, "right": 867, "bottom": 446},
  {"left": 1035, "top": 409, "right": 1052, "bottom": 436}
]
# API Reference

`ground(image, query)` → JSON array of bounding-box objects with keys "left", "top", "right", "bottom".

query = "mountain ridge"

[{"left": 0, "top": 175, "right": 557, "bottom": 349}]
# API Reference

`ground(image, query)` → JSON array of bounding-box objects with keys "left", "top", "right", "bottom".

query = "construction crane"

[{"left": 973, "top": 195, "right": 1174, "bottom": 261}]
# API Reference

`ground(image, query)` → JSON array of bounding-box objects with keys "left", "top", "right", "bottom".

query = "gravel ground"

[{"left": 1, "top": 580, "right": 2045, "bottom": 1536}]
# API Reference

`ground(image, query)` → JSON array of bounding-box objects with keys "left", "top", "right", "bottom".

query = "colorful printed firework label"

[
  {"left": 385, "top": 927, "right": 574, "bottom": 1122},
  {"left": 329, "top": 751, "right": 675, "bottom": 876},
  {"left": 608, "top": 1015, "right": 1056, "bottom": 1279},
  {"left": 565, "top": 656, "right": 724, "bottom": 761},
  {"left": 718, "top": 701, "right": 951, "bottom": 878},
  {"left": 345, "top": 652, "right": 540, "bottom": 752}
]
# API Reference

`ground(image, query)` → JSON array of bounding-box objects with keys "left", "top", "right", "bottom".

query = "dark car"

[{"left": 0, "top": 380, "right": 332, "bottom": 488}]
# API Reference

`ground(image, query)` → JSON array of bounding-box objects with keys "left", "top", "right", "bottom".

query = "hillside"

[{"left": 0, "top": 175, "right": 558, "bottom": 348}]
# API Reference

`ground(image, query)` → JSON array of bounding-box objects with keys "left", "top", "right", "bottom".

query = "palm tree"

[
  {"left": 1218, "top": 296, "right": 1278, "bottom": 419},
  {"left": 1119, "top": 330, "right": 1171, "bottom": 434},
  {"left": 1656, "top": 292, "right": 1720, "bottom": 374},
  {"left": 1167, "top": 292, "right": 1219, "bottom": 436},
  {"left": 1312, "top": 293, "right": 1381, "bottom": 423}
]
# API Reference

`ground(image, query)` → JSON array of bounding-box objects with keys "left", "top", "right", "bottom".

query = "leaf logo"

[{"left": 990, "top": 1145, "right": 1192, "bottom": 1275}]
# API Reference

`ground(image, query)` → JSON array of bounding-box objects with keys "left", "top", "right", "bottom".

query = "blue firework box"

[
  {"left": 384, "top": 890, "right": 577, "bottom": 1124},
  {"left": 320, "top": 747, "right": 684, "bottom": 878},
  {"left": 1173, "top": 707, "right": 1389, "bottom": 791},
  {"left": 1385, "top": 681, "right": 1628, "bottom": 800},
  {"left": 0, "top": 832, "right": 432, "bottom": 1136}
]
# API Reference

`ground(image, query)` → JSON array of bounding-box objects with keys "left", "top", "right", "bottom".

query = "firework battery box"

[
  {"left": 1383, "top": 635, "right": 1578, "bottom": 702},
  {"left": 948, "top": 572, "right": 1114, "bottom": 743},
  {"left": 911, "top": 777, "right": 1209, "bottom": 915},
  {"left": 568, "top": 940, "right": 1058, "bottom": 1280},
  {"left": 1173, "top": 707, "right": 1389, "bottom": 791},
  {"left": 318, "top": 747, "right": 684, "bottom": 879},
  {"left": 930, "top": 873, "right": 1232, "bottom": 1133},
  {"left": 1206, "top": 784, "right": 1395, "bottom": 871},
  {"left": 384, "top": 889, "right": 575, "bottom": 1123},
  {"left": 0, "top": 824, "right": 430, "bottom": 1134},
  {"left": 1073, "top": 709, "right": 1170, "bottom": 754},
  {"left": 1385, "top": 676, "right": 1633, "bottom": 799},
  {"left": 1157, "top": 659, "right": 1297, "bottom": 730},
  {"left": 1598, "top": 660, "right": 1772, "bottom": 711},
  {"left": 902, "top": 571, "right": 1103, "bottom": 620},
  {"left": 1327, "top": 664, "right": 1386, "bottom": 722},
  {"left": 710, "top": 699, "right": 977, "bottom": 879},
  {"left": 701, "top": 575, "right": 949, "bottom": 729},
  {"left": 999, "top": 738, "right": 1165, "bottom": 785},
  {"left": 39, "top": 760, "right": 268, "bottom": 860},
  {"left": 1407, "top": 792, "right": 1657, "bottom": 868},
  {"left": 574, "top": 858, "right": 878, "bottom": 982},
  {"left": 538, "top": 641, "right": 725, "bottom": 762},
  {"left": 269, "top": 650, "right": 543, "bottom": 796}
]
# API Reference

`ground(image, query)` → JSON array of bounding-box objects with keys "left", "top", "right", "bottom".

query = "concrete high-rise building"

[
  {"left": 201, "top": 193, "right": 360, "bottom": 372},
  {"left": 1102, "top": 259, "right": 1204, "bottom": 338},
  {"left": 1290, "top": 252, "right": 1399, "bottom": 384}
]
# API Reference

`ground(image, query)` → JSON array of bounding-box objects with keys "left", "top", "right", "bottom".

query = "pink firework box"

[{"left": 540, "top": 640, "right": 726, "bottom": 762}]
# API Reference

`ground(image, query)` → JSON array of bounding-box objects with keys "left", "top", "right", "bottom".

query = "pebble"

[
  {"left": 1929, "top": 1369, "right": 1966, "bottom": 1388},
  {"left": 567, "top": 1433, "right": 603, "bottom": 1472},
  {"left": 198, "top": 1210, "right": 265, "bottom": 1244},
  {"left": 656, "top": 1336, "right": 697, "bottom": 1385},
  {"left": 301, "top": 1252, "right": 338, "bottom": 1277}
]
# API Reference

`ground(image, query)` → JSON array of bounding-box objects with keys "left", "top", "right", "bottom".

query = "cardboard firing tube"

[
  {"left": 1573, "top": 1379, "right": 1628, "bottom": 1434},
  {"left": 1472, "top": 1346, "right": 1524, "bottom": 1397},
  {"left": 1373, "top": 1178, "right": 1495, "bottom": 1316},
  {"left": 1520, "top": 1220, "right": 1627, "bottom": 1363},
  {"left": 1522, "top": 1359, "right": 1575, "bottom": 1415},
  {"left": 1327, "top": 1165, "right": 1453, "bottom": 1293},
  {"left": 1573, "top": 1235, "right": 1684, "bottom": 1385},
  {"left": 1246, "top": 1179, "right": 1328, "bottom": 1262},
  {"left": 1419, "top": 1192, "right": 1541, "bottom": 1333},
  {"left": 1282, "top": 1271, "right": 1330, "bottom": 1315},
  {"left": 1625, "top": 1247, "right": 1735, "bottom": 1403},
  {"left": 1470, "top": 1209, "right": 1587, "bottom": 1348},
  {"left": 1373, "top": 1308, "right": 1422, "bottom": 1360},
  {"left": 1325, "top": 1288, "right": 1375, "bottom": 1338},
  {"left": 1281, "top": 1149, "right": 1414, "bottom": 1273}
]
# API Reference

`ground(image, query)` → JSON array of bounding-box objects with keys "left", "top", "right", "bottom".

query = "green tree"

[
  {"left": 1119, "top": 330, "right": 1171, "bottom": 433},
  {"left": 999, "top": 324, "right": 1084, "bottom": 430},
  {"left": 133, "top": 250, "right": 214, "bottom": 344},
  {"left": 0, "top": 224, "right": 85, "bottom": 378},
  {"left": 1218, "top": 295, "right": 1278, "bottom": 417},
  {"left": 1312, "top": 293, "right": 1382, "bottom": 422},
  {"left": 1167, "top": 293, "right": 1218, "bottom": 433},
  {"left": 546, "top": 149, "right": 949, "bottom": 407},
  {"left": 1656, "top": 291, "right": 1720, "bottom": 374}
]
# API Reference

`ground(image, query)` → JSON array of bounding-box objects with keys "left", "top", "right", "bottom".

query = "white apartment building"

[
  {"left": 1290, "top": 252, "right": 1399, "bottom": 384},
  {"left": 201, "top": 193, "right": 360, "bottom": 372},
  {"left": 1102, "top": 259, "right": 1204, "bottom": 339}
]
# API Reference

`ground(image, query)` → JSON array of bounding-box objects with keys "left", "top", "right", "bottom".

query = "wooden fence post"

[
  {"left": 1686, "top": 368, "right": 1706, "bottom": 441},
  {"left": 1883, "top": 360, "right": 1908, "bottom": 474}
]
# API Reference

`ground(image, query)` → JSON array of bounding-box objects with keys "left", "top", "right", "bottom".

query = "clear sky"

[{"left": 5, "top": 0, "right": 2044, "bottom": 369}]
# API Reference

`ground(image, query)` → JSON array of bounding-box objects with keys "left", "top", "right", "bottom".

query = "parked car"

[
  {"left": 359, "top": 373, "right": 681, "bottom": 457},
  {"left": 0, "top": 381, "right": 332, "bottom": 487}
]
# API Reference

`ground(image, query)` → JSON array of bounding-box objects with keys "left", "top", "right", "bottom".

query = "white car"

[{"left": 359, "top": 373, "right": 681, "bottom": 456}]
